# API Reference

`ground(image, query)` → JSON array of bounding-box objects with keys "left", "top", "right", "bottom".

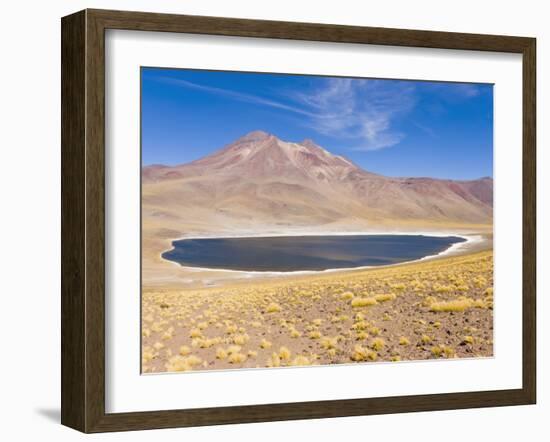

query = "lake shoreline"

[
  {"left": 148, "top": 229, "right": 492, "bottom": 289},
  {"left": 161, "top": 233, "right": 471, "bottom": 275}
]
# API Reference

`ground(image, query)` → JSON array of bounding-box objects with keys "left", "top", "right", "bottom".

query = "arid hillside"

[{"left": 143, "top": 130, "right": 492, "bottom": 229}]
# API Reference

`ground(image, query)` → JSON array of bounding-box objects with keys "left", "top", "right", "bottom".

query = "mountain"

[
  {"left": 143, "top": 130, "right": 492, "bottom": 234},
  {"left": 142, "top": 130, "right": 372, "bottom": 183}
]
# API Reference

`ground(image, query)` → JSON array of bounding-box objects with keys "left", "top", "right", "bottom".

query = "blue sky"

[{"left": 141, "top": 67, "right": 493, "bottom": 180}]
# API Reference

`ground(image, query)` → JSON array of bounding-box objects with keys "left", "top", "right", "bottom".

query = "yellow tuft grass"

[
  {"left": 215, "top": 347, "right": 228, "bottom": 359},
  {"left": 392, "top": 283, "right": 406, "bottom": 290},
  {"left": 266, "top": 302, "right": 282, "bottom": 313},
  {"left": 198, "top": 338, "right": 219, "bottom": 348},
  {"left": 434, "top": 284, "right": 453, "bottom": 294},
  {"left": 431, "top": 345, "right": 456, "bottom": 358},
  {"left": 443, "top": 346, "right": 455, "bottom": 358},
  {"left": 260, "top": 339, "right": 272, "bottom": 349},
  {"left": 352, "top": 320, "right": 369, "bottom": 330},
  {"left": 233, "top": 333, "right": 250, "bottom": 345},
  {"left": 350, "top": 344, "right": 377, "bottom": 362},
  {"left": 142, "top": 350, "right": 154, "bottom": 364},
  {"left": 151, "top": 322, "right": 163, "bottom": 333},
  {"left": 430, "top": 298, "right": 471, "bottom": 312},
  {"left": 228, "top": 352, "right": 247, "bottom": 364},
  {"left": 351, "top": 297, "right": 378, "bottom": 308},
  {"left": 308, "top": 330, "right": 322, "bottom": 339},
  {"left": 179, "top": 345, "right": 191, "bottom": 356},
  {"left": 267, "top": 353, "right": 281, "bottom": 368},
  {"left": 369, "top": 326, "right": 381, "bottom": 336},
  {"left": 186, "top": 355, "right": 202, "bottom": 366},
  {"left": 227, "top": 345, "right": 242, "bottom": 354},
  {"left": 374, "top": 293, "right": 396, "bottom": 302},
  {"left": 320, "top": 336, "right": 339, "bottom": 350},
  {"left": 399, "top": 336, "right": 410, "bottom": 346},
  {"left": 226, "top": 325, "right": 238, "bottom": 335},
  {"left": 472, "top": 298, "right": 487, "bottom": 308},
  {"left": 291, "top": 356, "right": 311, "bottom": 366},
  {"left": 189, "top": 328, "right": 202, "bottom": 338},
  {"left": 165, "top": 356, "right": 191, "bottom": 372},
  {"left": 371, "top": 337, "right": 385, "bottom": 351},
  {"left": 278, "top": 346, "right": 292, "bottom": 361},
  {"left": 422, "top": 295, "right": 438, "bottom": 307},
  {"left": 165, "top": 355, "right": 203, "bottom": 372}
]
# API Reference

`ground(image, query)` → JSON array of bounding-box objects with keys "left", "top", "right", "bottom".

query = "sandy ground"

[{"left": 142, "top": 249, "right": 493, "bottom": 373}]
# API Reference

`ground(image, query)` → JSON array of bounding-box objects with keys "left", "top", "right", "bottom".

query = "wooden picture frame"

[{"left": 61, "top": 8, "right": 536, "bottom": 433}]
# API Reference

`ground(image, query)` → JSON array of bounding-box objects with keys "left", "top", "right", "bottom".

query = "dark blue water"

[{"left": 161, "top": 235, "right": 466, "bottom": 272}]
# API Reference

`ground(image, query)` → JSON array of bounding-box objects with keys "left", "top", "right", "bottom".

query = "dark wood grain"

[
  {"left": 61, "top": 10, "right": 86, "bottom": 431},
  {"left": 85, "top": 9, "right": 107, "bottom": 432},
  {"left": 522, "top": 38, "right": 537, "bottom": 403},
  {"left": 90, "top": 8, "right": 533, "bottom": 52},
  {"left": 61, "top": 8, "right": 537, "bottom": 433}
]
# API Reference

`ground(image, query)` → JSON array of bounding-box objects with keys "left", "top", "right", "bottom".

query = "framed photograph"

[{"left": 61, "top": 9, "right": 536, "bottom": 433}]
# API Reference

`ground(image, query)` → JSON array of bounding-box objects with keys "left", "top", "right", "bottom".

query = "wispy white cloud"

[
  {"left": 157, "top": 75, "right": 462, "bottom": 151},
  {"left": 157, "top": 76, "right": 316, "bottom": 117},
  {"left": 292, "top": 78, "right": 416, "bottom": 150}
]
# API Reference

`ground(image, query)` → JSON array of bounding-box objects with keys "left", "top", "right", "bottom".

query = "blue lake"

[{"left": 161, "top": 234, "right": 466, "bottom": 272}]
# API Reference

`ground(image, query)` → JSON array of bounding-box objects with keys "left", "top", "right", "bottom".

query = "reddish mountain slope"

[{"left": 142, "top": 131, "right": 492, "bottom": 233}]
